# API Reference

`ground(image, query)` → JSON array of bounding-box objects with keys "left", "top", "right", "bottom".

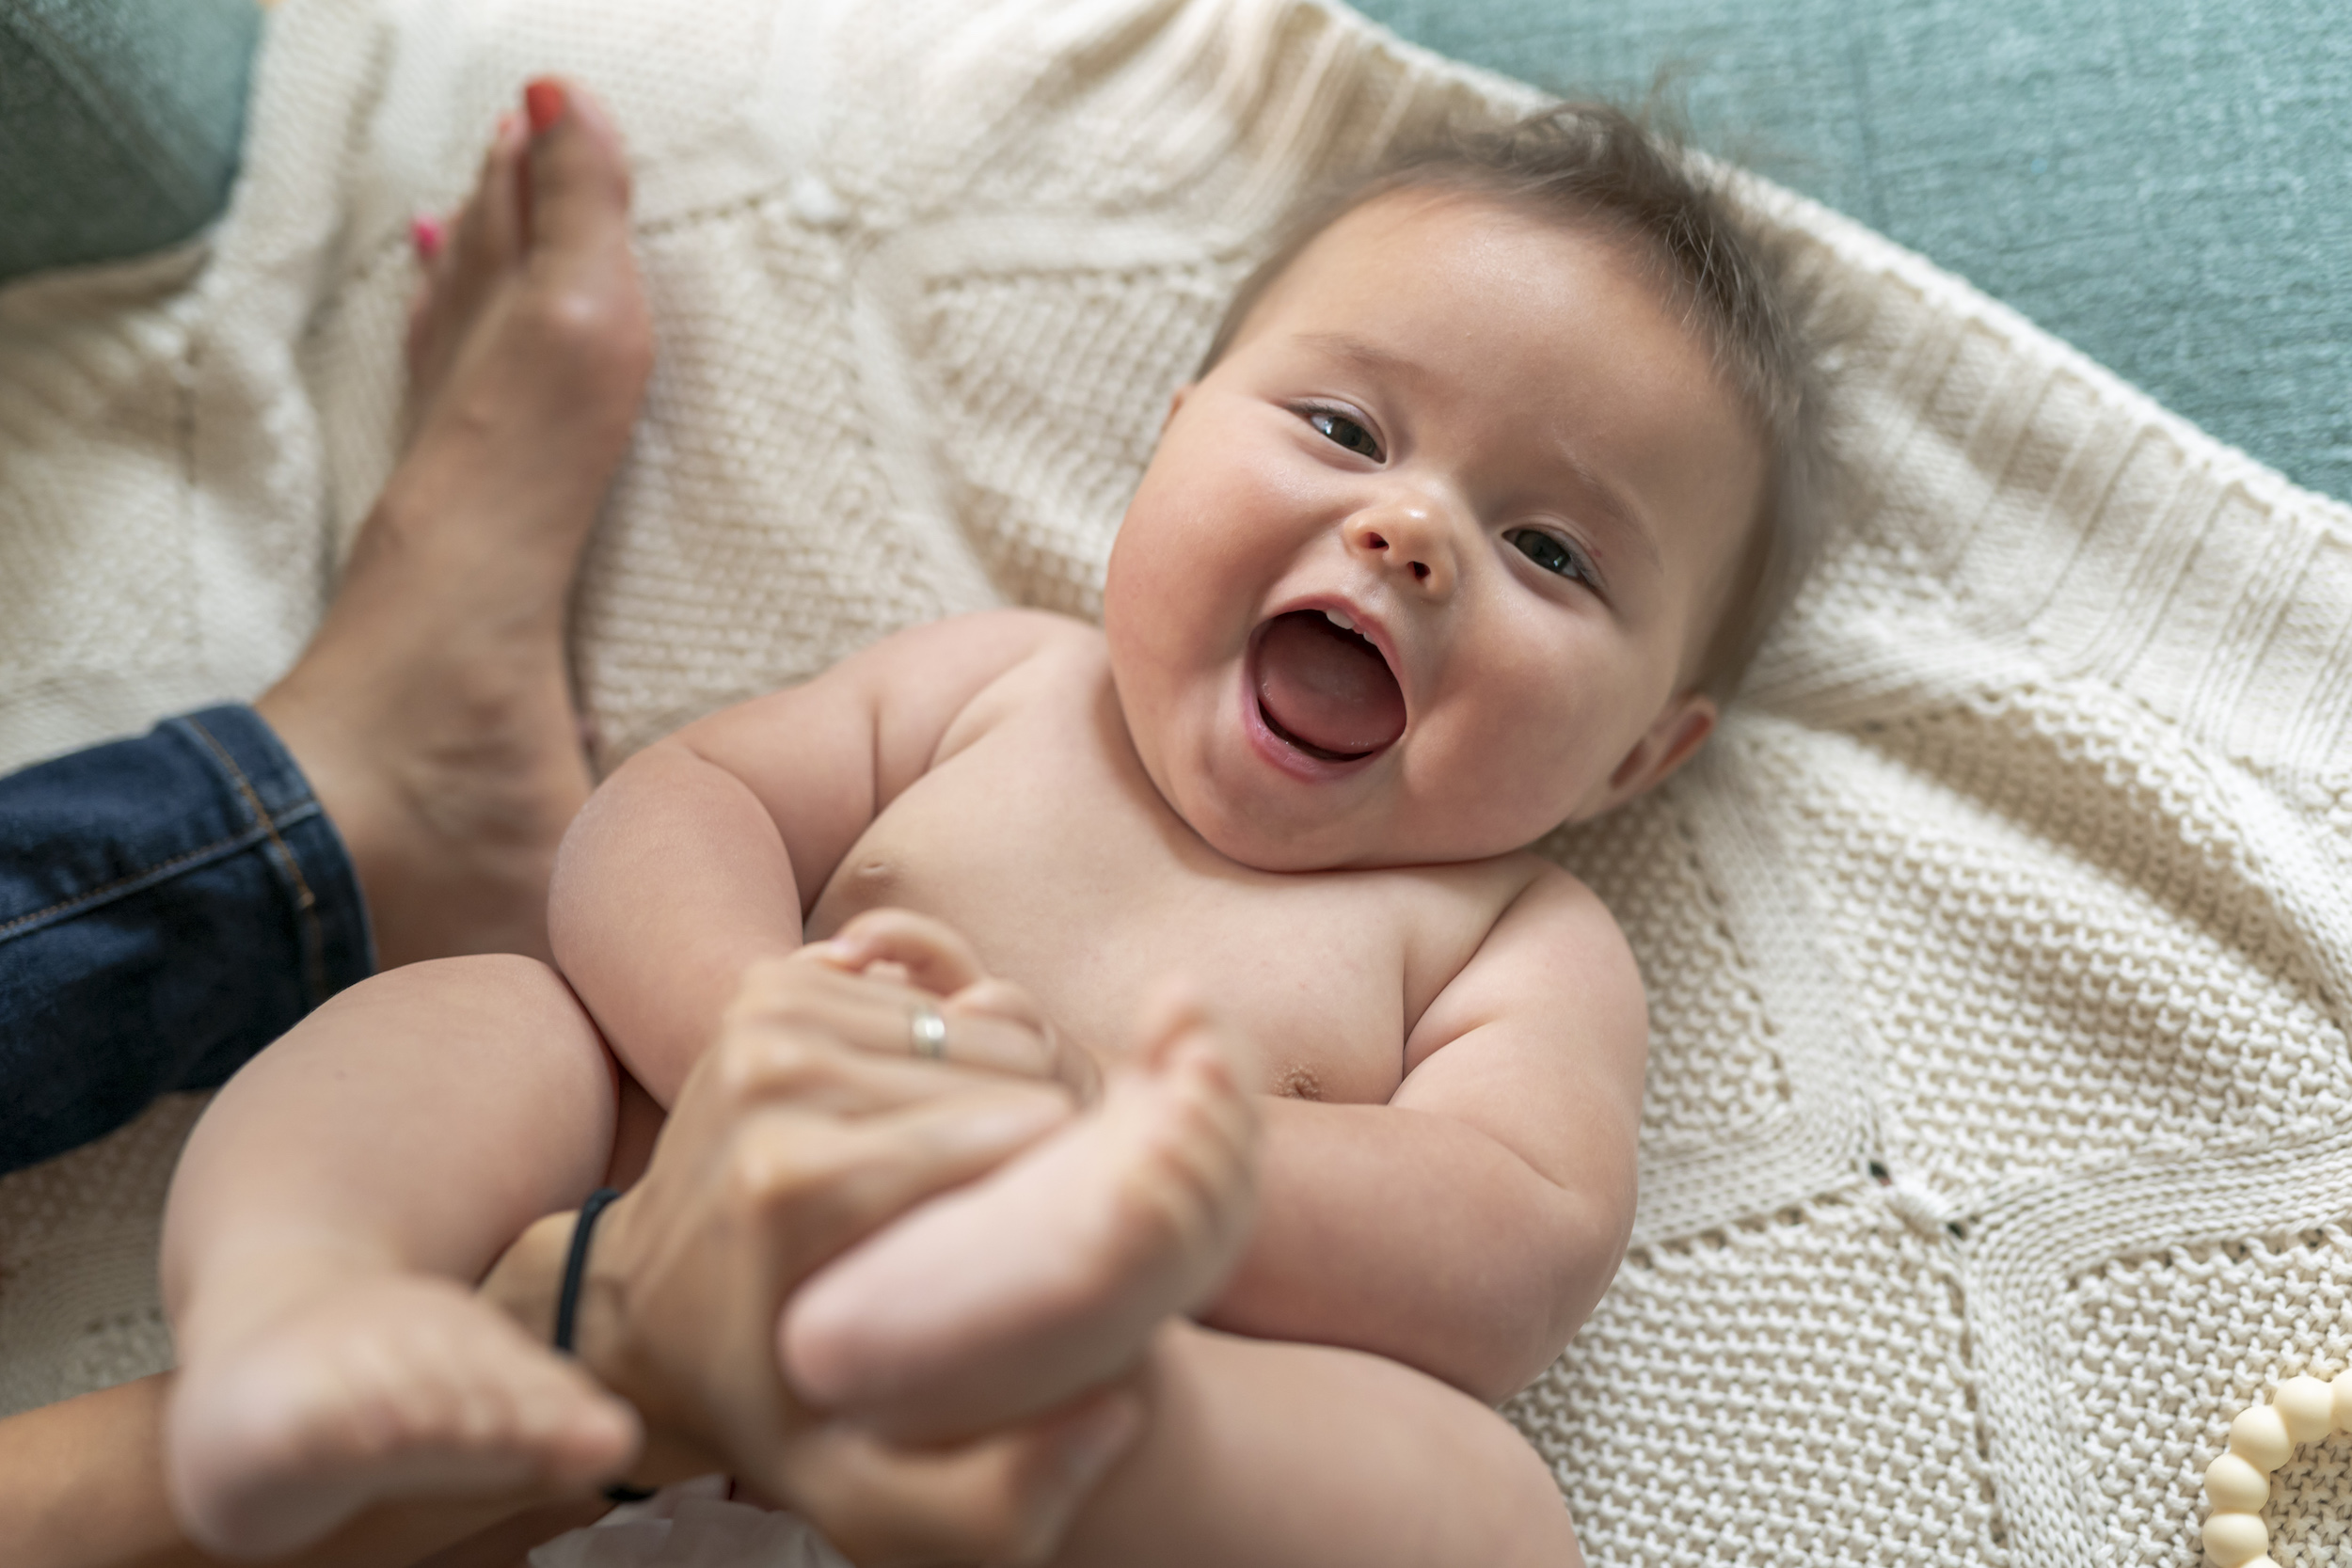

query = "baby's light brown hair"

[{"left": 1200, "top": 103, "right": 1829, "bottom": 702}]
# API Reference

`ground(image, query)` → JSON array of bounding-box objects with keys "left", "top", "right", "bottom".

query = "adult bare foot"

[
  {"left": 257, "top": 77, "right": 652, "bottom": 968},
  {"left": 165, "top": 1271, "right": 639, "bottom": 1560},
  {"left": 779, "top": 992, "right": 1259, "bottom": 1445}
]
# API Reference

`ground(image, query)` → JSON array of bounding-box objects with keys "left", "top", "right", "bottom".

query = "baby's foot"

[
  {"left": 779, "top": 994, "right": 1259, "bottom": 1444},
  {"left": 166, "top": 1274, "right": 639, "bottom": 1560},
  {"left": 257, "top": 77, "right": 652, "bottom": 968}
]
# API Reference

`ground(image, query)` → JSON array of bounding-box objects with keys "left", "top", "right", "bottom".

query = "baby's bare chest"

[{"left": 804, "top": 717, "right": 1497, "bottom": 1105}]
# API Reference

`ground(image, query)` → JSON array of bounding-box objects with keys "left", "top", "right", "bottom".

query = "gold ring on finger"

[{"left": 909, "top": 1001, "right": 948, "bottom": 1061}]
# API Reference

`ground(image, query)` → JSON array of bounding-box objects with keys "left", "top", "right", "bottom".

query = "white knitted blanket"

[{"left": 4, "top": 0, "right": 2349, "bottom": 1562}]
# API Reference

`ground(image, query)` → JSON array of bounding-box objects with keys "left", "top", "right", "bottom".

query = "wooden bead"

[
  {"left": 2274, "top": 1377, "right": 2332, "bottom": 1444},
  {"left": 2203, "top": 1452, "right": 2267, "bottom": 1513},
  {"left": 2334, "top": 1370, "right": 2352, "bottom": 1433},
  {"left": 2201, "top": 1511, "right": 2267, "bottom": 1568},
  {"left": 2229, "top": 1405, "right": 2292, "bottom": 1471}
]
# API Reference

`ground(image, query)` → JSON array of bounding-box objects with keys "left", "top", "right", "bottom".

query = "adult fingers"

[
  {"left": 818, "top": 909, "right": 991, "bottom": 998},
  {"left": 695, "top": 1004, "right": 1073, "bottom": 1120},
  {"left": 949, "top": 977, "right": 1100, "bottom": 1102},
  {"left": 732, "top": 955, "right": 949, "bottom": 1056},
  {"left": 571, "top": 1081, "right": 1077, "bottom": 1478},
  {"left": 945, "top": 976, "right": 1044, "bottom": 1032},
  {"left": 782, "top": 1388, "right": 1142, "bottom": 1568},
  {"left": 898, "top": 1002, "right": 1067, "bottom": 1083},
  {"left": 729, "top": 956, "right": 1066, "bottom": 1085}
]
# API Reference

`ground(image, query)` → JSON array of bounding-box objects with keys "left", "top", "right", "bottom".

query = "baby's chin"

[{"left": 1167, "top": 779, "right": 1554, "bottom": 875}]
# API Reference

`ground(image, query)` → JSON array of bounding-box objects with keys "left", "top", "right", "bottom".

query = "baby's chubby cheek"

[{"left": 1099, "top": 552, "right": 1216, "bottom": 810}]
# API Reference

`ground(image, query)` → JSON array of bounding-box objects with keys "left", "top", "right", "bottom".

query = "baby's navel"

[{"left": 1273, "top": 1066, "right": 1324, "bottom": 1101}]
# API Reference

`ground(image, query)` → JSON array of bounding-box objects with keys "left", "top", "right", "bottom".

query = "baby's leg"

[
  {"left": 161, "top": 956, "right": 634, "bottom": 1560},
  {"left": 1053, "top": 1324, "right": 1583, "bottom": 1568},
  {"left": 780, "top": 992, "right": 1258, "bottom": 1443}
]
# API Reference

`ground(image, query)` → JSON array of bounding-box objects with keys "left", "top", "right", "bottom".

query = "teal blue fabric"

[
  {"left": 1354, "top": 0, "right": 2352, "bottom": 504},
  {"left": 0, "top": 0, "right": 261, "bottom": 282}
]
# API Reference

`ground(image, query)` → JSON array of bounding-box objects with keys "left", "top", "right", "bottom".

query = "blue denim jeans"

[{"left": 0, "top": 705, "right": 373, "bottom": 1173}]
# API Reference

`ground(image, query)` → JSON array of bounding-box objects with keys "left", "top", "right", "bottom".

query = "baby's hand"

[{"left": 814, "top": 909, "right": 1101, "bottom": 1102}]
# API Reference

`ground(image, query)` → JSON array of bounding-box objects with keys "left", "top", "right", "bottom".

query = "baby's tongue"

[{"left": 1254, "top": 610, "right": 1406, "bottom": 758}]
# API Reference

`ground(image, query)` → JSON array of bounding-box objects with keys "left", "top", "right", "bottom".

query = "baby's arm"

[
  {"left": 550, "top": 611, "right": 1067, "bottom": 1101},
  {"left": 1201, "top": 865, "right": 1645, "bottom": 1402}
]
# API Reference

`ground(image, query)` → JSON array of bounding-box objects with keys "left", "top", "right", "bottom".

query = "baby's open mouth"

[{"left": 1252, "top": 610, "right": 1406, "bottom": 762}]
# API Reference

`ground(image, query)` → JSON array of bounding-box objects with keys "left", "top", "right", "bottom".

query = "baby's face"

[{"left": 1104, "top": 189, "right": 1766, "bottom": 871}]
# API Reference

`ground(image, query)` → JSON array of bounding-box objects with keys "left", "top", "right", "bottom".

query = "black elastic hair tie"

[{"left": 554, "top": 1186, "right": 655, "bottom": 1504}]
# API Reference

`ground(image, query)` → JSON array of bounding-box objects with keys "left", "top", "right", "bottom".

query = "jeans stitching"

[
  {"left": 183, "top": 718, "right": 331, "bottom": 1006},
  {"left": 0, "top": 828, "right": 258, "bottom": 939}
]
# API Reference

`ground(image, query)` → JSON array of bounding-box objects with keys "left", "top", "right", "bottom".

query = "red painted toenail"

[
  {"left": 524, "top": 79, "right": 565, "bottom": 135},
  {"left": 409, "top": 214, "right": 444, "bottom": 261}
]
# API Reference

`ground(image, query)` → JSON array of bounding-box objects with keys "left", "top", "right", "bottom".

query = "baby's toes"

[
  {"left": 416, "top": 1295, "right": 634, "bottom": 1455},
  {"left": 493, "top": 1339, "right": 643, "bottom": 1482},
  {"left": 1130, "top": 1053, "right": 1257, "bottom": 1266}
]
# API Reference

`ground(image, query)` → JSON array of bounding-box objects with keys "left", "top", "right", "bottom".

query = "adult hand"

[
  {"left": 486, "top": 947, "right": 1136, "bottom": 1566},
  {"left": 816, "top": 908, "right": 1099, "bottom": 1101}
]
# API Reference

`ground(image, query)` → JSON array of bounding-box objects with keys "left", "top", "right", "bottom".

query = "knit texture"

[{"left": 2, "top": 1, "right": 2347, "bottom": 1561}]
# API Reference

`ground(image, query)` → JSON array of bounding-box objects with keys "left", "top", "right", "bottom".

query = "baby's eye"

[
  {"left": 1305, "top": 407, "right": 1382, "bottom": 460},
  {"left": 1505, "top": 528, "right": 1595, "bottom": 586}
]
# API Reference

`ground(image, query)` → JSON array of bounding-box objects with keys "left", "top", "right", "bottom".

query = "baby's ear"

[{"left": 1597, "top": 690, "right": 1717, "bottom": 811}]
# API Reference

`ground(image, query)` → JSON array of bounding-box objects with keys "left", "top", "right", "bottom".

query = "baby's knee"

[
  {"left": 315, "top": 953, "right": 611, "bottom": 1073},
  {"left": 367, "top": 950, "right": 582, "bottom": 1015}
]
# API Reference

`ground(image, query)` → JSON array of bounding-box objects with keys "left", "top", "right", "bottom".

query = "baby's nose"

[{"left": 1343, "top": 501, "right": 1457, "bottom": 597}]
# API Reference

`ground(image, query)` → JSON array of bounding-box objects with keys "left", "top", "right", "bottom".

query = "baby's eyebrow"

[
  {"left": 1545, "top": 444, "right": 1661, "bottom": 574},
  {"left": 1294, "top": 330, "right": 1422, "bottom": 381}
]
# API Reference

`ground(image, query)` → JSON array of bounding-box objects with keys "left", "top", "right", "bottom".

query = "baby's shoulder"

[
  {"left": 916, "top": 607, "right": 1101, "bottom": 669},
  {"left": 932, "top": 606, "right": 1101, "bottom": 687},
  {"left": 1392, "top": 849, "right": 1632, "bottom": 1008},
  {"left": 1491, "top": 853, "right": 1634, "bottom": 972},
  {"left": 916, "top": 609, "right": 1104, "bottom": 752},
  {"left": 1414, "top": 848, "right": 1617, "bottom": 938},
  {"left": 1397, "top": 851, "right": 1645, "bottom": 1072}
]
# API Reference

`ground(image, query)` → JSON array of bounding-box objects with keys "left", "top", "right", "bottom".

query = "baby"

[{"left": 158, "top": 79, "right": 1819, "bottom": 1567}]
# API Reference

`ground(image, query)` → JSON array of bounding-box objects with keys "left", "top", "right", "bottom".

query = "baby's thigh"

[
  {"left": 1051, "top": 1327, "right": 1576, "bottom": 1568},
  {"left": 169, "top": 955, "right": 626, "bottom": 1281},
  {"left": 364, "top": 953, "right": 628, "bottom": 1203}
]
